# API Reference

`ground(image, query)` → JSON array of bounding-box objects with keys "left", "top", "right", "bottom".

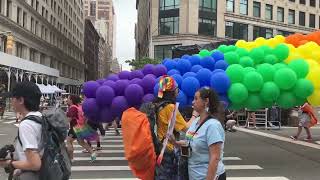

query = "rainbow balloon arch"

[{"left": 82, "top": 31, "right": 320, "bottom": 123}]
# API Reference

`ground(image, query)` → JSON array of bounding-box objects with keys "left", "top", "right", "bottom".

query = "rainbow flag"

[{"left": 73, "top": 123, "right": 98, "bottom": 141}]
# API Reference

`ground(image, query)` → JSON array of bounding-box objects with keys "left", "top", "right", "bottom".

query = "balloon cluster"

[
  {"left": 81, "top": 64, "right": 167, "bottom": 123},
  {"left": 161, "top": 51, "right": 231, "bottom": 107},
  {"left": 285, "top": 31, "right": 320, "bottom": 47}
]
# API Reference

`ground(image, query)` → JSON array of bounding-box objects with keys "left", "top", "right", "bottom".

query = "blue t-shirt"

[{"left": 186, "top": 117, "right": 225, "bottom": 179}]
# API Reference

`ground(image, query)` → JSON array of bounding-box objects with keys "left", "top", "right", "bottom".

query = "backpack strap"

[{"left": 16, "top": 115, "right": 43, "bottom": 147}]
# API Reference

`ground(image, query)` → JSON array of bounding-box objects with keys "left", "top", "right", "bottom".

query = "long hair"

[
  {"left": 153, "top": 91, "right": 176, "bottom": 104},
  {"left": 69, "top": 94, "right": 81, "bottom": 105}
]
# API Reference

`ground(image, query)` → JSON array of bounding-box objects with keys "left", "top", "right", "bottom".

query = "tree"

[{"left": 125, "top": 57, "right": 161, "bottom": 70}]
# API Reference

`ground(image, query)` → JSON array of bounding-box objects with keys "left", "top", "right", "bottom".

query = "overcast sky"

[{"left": 114, "top": 0, "right": 137, "bottom": 71}]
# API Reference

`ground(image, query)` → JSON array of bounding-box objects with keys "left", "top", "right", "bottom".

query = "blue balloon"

[
  {"left": 176, "top": 59, "right": 192, "bottom": 74},
  {"left": 173, "top": 58, "right": 180, "bottom": 61},
  {"left": 189, "top": 55, "right": 201, "bottom": 66},
  {"left": 196, "top": 68, "right": 212, "bottom": 87},
  {"left": 214, "top": 60, "right": 229, "bottom": 70},
  {"left": 176, "top": 90, "right": 188, "bottom": 107},
  {"left": 156, "top": 77, "right": 161, "bottom": 83},
  {"left": 167, "top": 69, "right": 181, "bottom": 76},
  {"left": 181, "top": 54, "right": 191, "bottom": 59},
  {"left": 188, "top": 97, "right": 194, "bottom": 106},
  {"left": 162, "top": 58, "right": 172, "bottom": 64},
  {"left": 183, "top": 72, "right": 197, "bottom": 79},
  {"left": 211, "top": 50, "right": 224, "bottom": 61},
  {"left": 154, "top": 83, "right": 159, "bottom": 97},
  {"left": 181, "top": 77, "right": 200, "bottom": 97},
  {"left": 210, "top": 72, "right": 231, "bottom": 94},
  {"left": 212, "top": 69, "right": 225, "bottom": 75},
  {"left": 191, "top": 65, "right": 203, "bottom": 73},
  {"left": 200, "top": 56, "right": 215, "bottom": 71},
  {"left": 171, "top": 74, "right": 183, "bottom": 87},
  {"left": 163, "top": 60, "right": 177, "bottom": 71}
]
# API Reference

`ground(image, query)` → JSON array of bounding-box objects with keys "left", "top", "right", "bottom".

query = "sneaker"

[
  {"left": 304, "top": 137, "right": 313, "bottom": 141},
  {"left": 115, "top": 130, "right": 120, "bottom": 136},
  {"left": 82, "top": 149, "right": 90, "bottom": 153},
  {"left": 290, "top": 136, "right": 297, "bottom": 140},
  {"left": 95, "top": 147, "right": 102, "bottom": 151},
  {"left": 90, "top": 152, "right": 97, "bottom": 162}
]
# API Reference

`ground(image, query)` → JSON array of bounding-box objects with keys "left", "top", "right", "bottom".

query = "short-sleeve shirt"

[
  {"left": 14, "top": 112, "right": 42, "bottom": 161},
  {"left": 157, "top": 104, "right": 187, "bottom": 151},
  {"left": 67, "top": 105, "right": 78, "bottom": 128},
  {"left": 186, "top": 117, "right": 225, "bottom": 179}
]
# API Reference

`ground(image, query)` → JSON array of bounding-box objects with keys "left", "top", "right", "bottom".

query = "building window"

[
  {"left": 226, "top": 0, "right": 234, "bottom": 12},
  {"left": 299, "top": 11, "right": 305, "bottom": 26},
  {"left": 265, "top": 4, "right": 273, "bottom": 20},
  {"left": 199, "top": 18, "right": 216, "bottom": 36},
  {"left": 17, "top": 7, "right": 21, "bottom": 24},
  {"left": 277, "top": 30, "right": 293, "bottom": 36},
  {"left": 253, "top": 1, "right": 261, "bottom": 17},
  {"left": 90, "top": 1, "right": 96, "bottom": 16},
  {"left": 160, "top": 0, "right": 180, "bottom": 10},
  {"left": 154, "top": 44, "right": 180, "bottom": 60},
  {"left": 23, "top": 12, "right": 27, "bottom": 27},
  {"left": 289, "top": 0, "right": 295, "bottom": 2},
  {"left": 31, "top": 17, "right": 35, "bottom": 33},
  {"left": 6, "top": 0, "right": 12, "bottom": 18},
  {"left": 30, "top": 49, "right": 36, "bottom": 62},
  {"left": 16, "top": 42, "right": 23, "bottom": 58},
  {"left": 36, "top": 1, "right": 39, "bottom": 12},
  {"left": 199, "top": 0, "right": 217, "bottom": 12},
  {"left": 299, "top": 0, "right": 305, "bottom": 4},
  {"left": 266, "top": 28, "right": 273, "bottom": 39},
  {"left": 159, "top": 17, "right": 179, "bottom": 35},
  {"left": 310, "top": 0, "right": 316, "bottom": 7},
  {"left": 277, "top": 7, "right": 284, "bottom": 22},
  {"left": 225, "top": 21, "right": 248, "bottom": 40},
  {"left": 288, "top": 9, "right": 295, "bottom": 24},
  {"left": 239, "top": 0, "right": 248, "bottom": 15},
  {"left": 309, "top": 13, "right": 315, "bottom": 28},
  {"left": 253, "top": 27, "right": 273, "bottom": 39}
]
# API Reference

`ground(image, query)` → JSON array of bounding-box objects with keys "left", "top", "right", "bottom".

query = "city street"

[{"left": 0, "top": 113, "right": 320, "bottom": 180}]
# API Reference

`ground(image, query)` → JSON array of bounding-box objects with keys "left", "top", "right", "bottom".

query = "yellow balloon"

[
  {"left": 285, "top": 43, "right": 296, "bottom": 53},
  {"left": 307, "top": 68, "right": 320, "bottom": 89},
  {"left": 285, "top": 52, "right": 302, "bottom": 64},
  {"left": 306, "top": 59, "right": 319, "bottom": 68},
  {"left": 255, "top": 37, "right": 266, "bottom": 46},
  {"left": 311, "top": 51, "right": 320, "bottom": 61},
  {"left": 307, "top": 90, "right": 320, "bottom": 106},
  {"left": 236, "top": 40, "right": 247, "bottom": 48},
  {"left": 274, "top": 35, "right": 285, "bottom": 43}
]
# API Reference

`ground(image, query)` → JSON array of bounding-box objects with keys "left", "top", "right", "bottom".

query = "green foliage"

[{"left": 125, "top": 57, "right": 161, "bottom": 70}]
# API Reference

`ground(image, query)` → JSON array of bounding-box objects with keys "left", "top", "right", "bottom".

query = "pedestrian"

[
  {"left": 183, "top": 87, "right": 226, "bottom": 180},
  {"left": 245, "top": 110, "right": 256, "bottom": 128},
  {"left": 225, "top": 109, "right": 237, "bottom": 132},
  {"left": 290, "top": 102, "right": 318, "bottom": 141},
  {"left": 65, "top": 95, "right": 96, "bottom": 162},
  {"left": 0, "top": 82, "right": 43, "bottom": 179},
  {"left": 0, "top": 84, "right": 7, "bottom": 120},
  {"left": 85, "top": 120, "right": 105, "bottom": 151}
]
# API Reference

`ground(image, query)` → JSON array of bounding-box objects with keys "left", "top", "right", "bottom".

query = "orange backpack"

[{"left": 122, "top": 107, "right": 156, "bottom": 180}]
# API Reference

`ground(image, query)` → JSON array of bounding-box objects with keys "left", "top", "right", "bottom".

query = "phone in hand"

[{"left": 181, "top": 145, "right": 191, "bottom": 157}]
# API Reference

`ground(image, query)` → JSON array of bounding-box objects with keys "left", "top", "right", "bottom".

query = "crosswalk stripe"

[
  {"left": 74, "top": 157, "right": 126, "bottom": 161},
  {"left": 224, "top": 157, "right": 242, "bottom": 161},
  {"left": 228, "top": 177, "right": 290, "bottom": 180},
  {"left": 74, "top": 149, "right": 124, "bottom": 153},
  {"left": 3, "top": 120, "right": 16, "bottom": 124},
  {"left": 73, "top": 144, "right": 124, "bottom": 148},
  {"left": 226, "top": 165, "right": 262, "bottom": 170},
  {"left": 315, "top": 141, "right": 320, "bottom": 144},
  {"left": 70, "top": 179, "right": 137, "bottom": 180}
]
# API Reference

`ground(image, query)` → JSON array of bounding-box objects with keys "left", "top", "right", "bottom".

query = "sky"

[{"left": 113, "top": 0, "right": 137, "bottom": 71}]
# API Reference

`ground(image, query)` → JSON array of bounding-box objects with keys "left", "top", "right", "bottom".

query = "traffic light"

[{"left": 6, "top": 35, "right": 14, "bottom": 50}]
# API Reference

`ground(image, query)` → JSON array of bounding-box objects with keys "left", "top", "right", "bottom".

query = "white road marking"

[
  {"left": 3, "top": 120, "right": 16, "bottom": 124},
  {"left": 73, "top": 144, "right": 124, "bottom": 148},
  {"left": 225, "top": 165, "right": 263, "bottom": 170},
  {"left": 228, "top": 177, "right": 290, "bottom": 180},
  {"left": 74, "top": 157, "right": 126, "bottom": 161},
  {"left": 224, "top": 157, "right": 242, "bottom": 161},
  {"left": 73, "top": 150, "right": 124, "bottom": 154}
]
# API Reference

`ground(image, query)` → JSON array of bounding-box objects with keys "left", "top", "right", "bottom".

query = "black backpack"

[
  {"left": 139, "top": 101, "right": 172, "bottom": 155},
  {"left": 17, "top": 108, "right": 71, "bottom": 180}
]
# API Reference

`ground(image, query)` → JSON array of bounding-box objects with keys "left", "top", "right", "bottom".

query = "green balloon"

[
  {"left": 273, "top": 44, "right": 289, "bottom": 62},
  {"left": 239, "top": 56, "right": 254, "bottom": 67},
  {"left": 260, "top": 82, "right": 280, "bottom": 102},
  {"left": 218, "top": 45, "right": 228, "bottom": 53},
  {"left": 228, "top": 83, "right": 248, "bottom": 104},
  {"left": 274, "top": 68, "right": 297, "bottom": 90},
  {"left": 199, "top": 49, "right": 211, "bottom": 57},
  {"left": 260, "top": 45, "right": 273, "bottom": 55},
  {"left": 229, "top": 103, "right": 244, "bottom": 110},
  {"left": 249, "top": 48, "right": 265, "bottom": 65},
  {"left": 245, "top": 94, "right": 263, "bottom": 110},
  {"left": 263, "top": 100, "right": 274, "bottom": 108},
  {"left": 295, "top": 98, "right": 307, "bottom": 106},
  {"left": 236, "top": 48, "right": 250, "bottom": 57},
  {"left": 243, "top": 71, "right": 264, "bottom": 92},
  {"left": 226, "top": 64, "right": 245, "bottom": 83},
  {"left": 264, "top": 54, "right": 278, "bottom": 64},
  {"left": 276, "top": 91, "right": 296, "bottom": 109},
  {"left": 225, "top": 45, "right": 237, "bottom": 52},
  {"left": 256, "top": 63, "right": 276, "bottom": 82},
  {"left": 224, "top": 52, "right": 240, "bottom": 65},
  {"left": 293, "top": 79, "right": 314, "bottom": 99},
  {"left": 244, "top": 67, "right": 256, "bottom": 74},
  {"left": 273, "top": 63, "right": 287, "bottom": 70},
  {"left": 288, "top": 59, "right": 309, "bottom": 78}
]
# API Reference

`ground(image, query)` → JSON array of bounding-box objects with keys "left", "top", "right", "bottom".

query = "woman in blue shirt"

[{"left": 186, "top": 87, "right": 226, "bottom": 180}]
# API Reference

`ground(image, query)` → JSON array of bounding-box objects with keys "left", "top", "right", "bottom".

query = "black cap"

[{"left": 9, "top": 82, "right": 42, "bottom": 99}]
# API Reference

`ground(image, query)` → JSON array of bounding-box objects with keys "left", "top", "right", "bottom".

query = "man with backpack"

[{"left": 0, "top": 82, "right": 71, "bottom": 180}]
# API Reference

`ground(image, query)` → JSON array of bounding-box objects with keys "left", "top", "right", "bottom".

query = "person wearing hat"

[{"left": 0, "top": 82, "right": 42, "bottom": 179}]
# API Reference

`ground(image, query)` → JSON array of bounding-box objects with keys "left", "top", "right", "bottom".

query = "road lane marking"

[
  {"left": 228, "top": 177, "right": 290, "bottom": 180},
  {"left": 3, "top": 120, "right": 16, "bottom": 124},
  {"left": 74, "top": 150, "right": 124, "bottom": 153},
  {"left": 74, "top": 157, "right": 126, "bottom": 161},
  {"left": 73, "top": 144, "right": 124, "bottom": 148}
]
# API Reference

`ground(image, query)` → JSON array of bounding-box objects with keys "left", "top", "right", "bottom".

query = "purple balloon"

[
  {"left": 119, "top": 71, "right": 131, "bottom": 80},
  {"left": 145, "top": 74, "right": 157, "bottom": 79},
  {"left": 96, "top": 79, "right": 105, "bottom": 85},
  {"left": 82, "top": 98, "right": 100, "bottom": 117},
  {"left": 141, "top": 75, "right": 156, "bottom": 94},
  {"left": 142, "top": 94, "right": 155, "bottom": 103},
  {"left": 106, "top": 74, "right": 120, "bottom": 81},
  {"left": 103, "top": 80, "right": 116, "bottom": 89},
  {"left": 131, "top": 70, "right": 144, "bottom": 79},
  {"left": 154, "top": 64, "right": 168, "bottom": 77},
  {"left": 125, "top": 84, "right": 144, "bottom": 106},
  {"left": 96, "top": 86, "right": 115, "bottom": 107},
  {"left": 83, "top": 81, "right": 100, "bottom": 98},
  {"left": 111, "top": 96, "right": 129, "bottom": 118},
  {"left": 142, "top": 64, "right": 155, "bottom": 75},
  {"left": 114, "top": 80, "right": 129, "bottom": 96},
  {"left": 99, "top": 107, "right": 114, "bottom": 123},
  {"left": 130, "top": 78, "right": 142, "bottom": 85}
]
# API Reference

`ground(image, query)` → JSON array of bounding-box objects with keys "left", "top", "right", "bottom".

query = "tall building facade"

[
  {"left": 0, "top": 0, "right": 85, "bottom": 93},
  {"left": 84, "top": 19, "right": 99, "bottom": 81},
  {"left": 136, "top": 0, "right": 319, "bottom": 60}
]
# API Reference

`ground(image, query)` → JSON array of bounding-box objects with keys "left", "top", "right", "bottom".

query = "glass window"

[
  {"left": 299, "top": 11, "right": 305, "bottom": 26},
  {"left": 310, "top": 0, "right": 316, "bottom": 7},
  {"left": 265, "top": 4, "right": 273, "bottom": 20},
  {"left": 17, "top": 7, "right": 21, "bottom": 24},
  {"left": 90, "top": 1, "right": 96, "bottom": 16},
  {"left": 277, "top": 30, "right": 293, "bottom": 36},
  {"left": 154, "top": 44, "right": 180, "bottom": 60},
  {"left": 240, "top": 0, "right": 248, "bottom": 15},
  {"left": 226, "top": 0, "right": 234, "bottom": 12},
  {"left": 199, "top": 18, "right": 216, "bottom": 36},
  {"left": 309, "top": 13, "right": 315, "bottom": 28},
  {"left": 159, "top": 17, "right": 179, "bottom": 35},
  {"left": 288, "top": 9, "right": 295, "bottom": 24},
  {"left": 199, "top": 0, "right": 217, "bottom": 12},
  {"left": 289, "top": 0, "right": 295, "bottom": 2},
  {"left": 160, "top": 0, "right": 180, "bottom": 10},
  {"left": 277, "top": 7, "right": 284, "bottom": 22},
  {"left": 299, "top": 0, "right": 305, "bottom": 4},
  {"left": 253, "top": 1, "right": 261, "bottom": 17},
  {"left": 266, "top": 28, "right": 273, "bottom": 39},
  {"left": 225, "top": 21, "right": 248, "bottom": 40}
]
